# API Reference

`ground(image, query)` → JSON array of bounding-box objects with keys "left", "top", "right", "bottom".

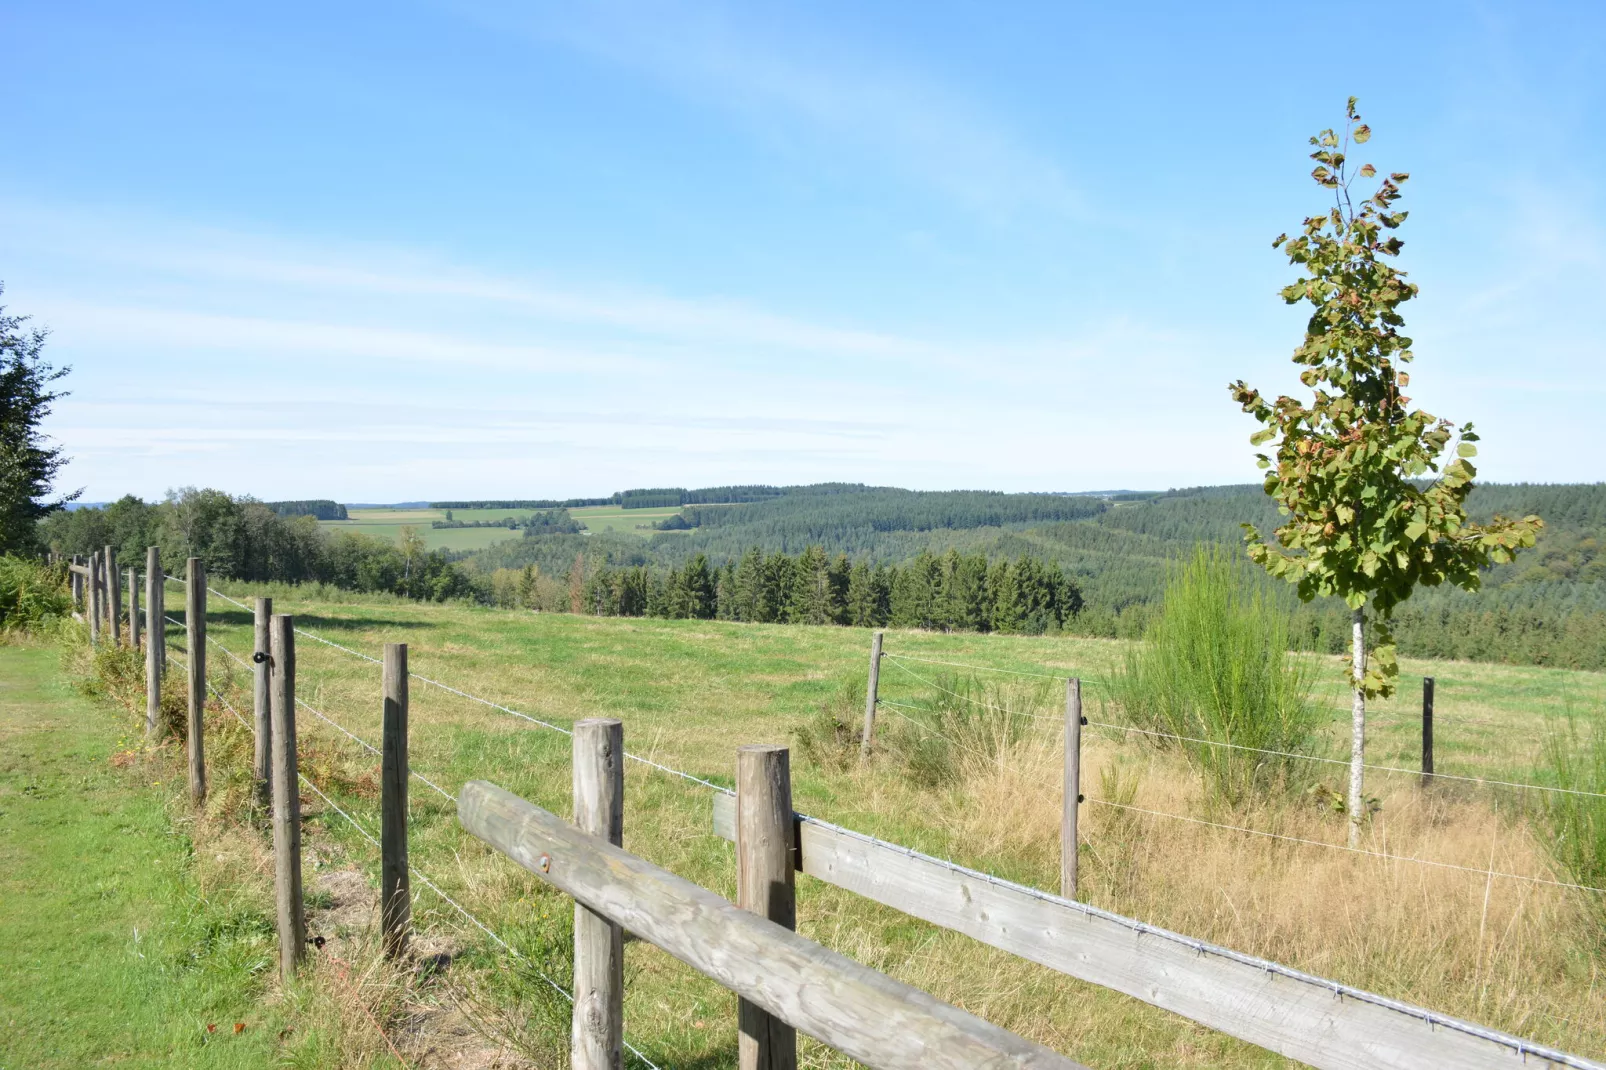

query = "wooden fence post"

[
  {"left": 71, "top": 554, "right": 83, "bottom": 616},
  {"left": 106, "top": 545, "right": 122, "bottom": 646},
  {"left": 128, "top": 568, "right": 141, "bottom": 652},
  {"left": 186, "top": 558, "right": 207, "bottom": 805},
  {"left": 1421, "top": 677, "right": 1435, "bottom": 789},
  {"left": 381, "top": 643, "right": 411, "bottom": 962},
  {"left": 269, "top": 614, "right": 307, "bottom": 982},
  {"left": 572, "top": 718, "right": 624, "bottom": 1070},
  {"left": 1062, "top": 678, "right": 1084, "bottom": 899},
  {"left": 145, "top": 549, "right": 163, "bottom": 739},
  {"left": 860, "top": 631, "right": 883, "bottom": 760},
  {"left": 737, "top": 744, "right": 798, "bottom": 1070},
  {"left": 89, "top": 550, "right": 102, "bottom": 644},
  {"left": 253, "top": 598, "right": 274, "bottom": 808}
]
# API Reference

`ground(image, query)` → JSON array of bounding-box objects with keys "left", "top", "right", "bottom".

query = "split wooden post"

[
  {"left": 1421, "top": 677, "right": 1435, "bottom": 789},
  {"left": 269, "top": 614, "right": 307, "bottom": 981},
  {"left": 860, "top": 630, "right": 883, "bottom": 760},
  {"left": 89, "top": 550, "right": 102, "bottom": 643},
  {"left": 185, "top": 558, "right": 207, "bottom": 805},
  {"left": 145, "top": 549, "right": 163, "bottom": 739},
  {"left": 737, "top": 744, "right": 798, "bottom": 1070},
  {"left": 1062, "top": 678, "right": 1084, "bottom": 899},
  {"left": 381, "top": 644, "right": 411, "bottom": 962},
  {"left": 127, "top": 568, "right": 141, "bottom": 652},
  {"left": 572, "top": 718, "right": 624, "bottom": 1070},
  {"left": 106, "top": 545, "right": 122, "bottom": 646},
  {"left": 70, "top": 554, "right": 84, "bottom": 614},
  {"left": 253, "top": 598, "right": 274, "bottom": 807}
]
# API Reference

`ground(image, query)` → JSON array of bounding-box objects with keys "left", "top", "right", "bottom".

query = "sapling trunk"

[{"left": 1348, "top": 606, "right": 1366, "bottom": 847}]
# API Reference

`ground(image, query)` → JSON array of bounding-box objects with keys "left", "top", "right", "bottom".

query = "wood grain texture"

[
  {"left": 571, "top": 719, "right": 623, "bottom": 1070},
  {"left": 127, "top": 568, "right": 141, "bottom": 652},
  {"left": 1422, "top": 676, "right": 1435, "bottom": 787},
  {"left": 253, "top": 598, "right": 273, "bottom": 808},
  {"left": 737, "top": 746, "right": 797, "bottom": 1070},
  {"left": 144, "top": 549, "right": 162, "bottom": 739},
  {"left": 381, "top": 643, "right": 410, "bottom": 961},
  {"left": 1061, "top": 678, "right": 1082, "bottom": 899},
  {"left": 860, "top": 631, "right": 883, "bottom": 759},
  {"left": 269, "top": 614, "right": 306, "bottom": 981},
  {"left": 184, "top": 558, "right": 206, "bottom": 805},
  {"left": 710, "top": 795, "right": 1599, "bottom": 1070},
  {"left": 105, "top": 546, "right": 121, "bottom": 646},
  {"left": 461, "top": 780, "right": 1086, "bottom": 1070},
  {"left": 88, "top": 551, "right": 101, "bottom": 643}
]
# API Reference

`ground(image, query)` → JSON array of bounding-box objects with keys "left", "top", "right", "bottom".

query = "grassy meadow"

[
  {"left": 137, "top": 582, "right": 1605, "bottom": 1068},
  {"left": 319, "top": 504, "right": 687, "bottom": 552}
]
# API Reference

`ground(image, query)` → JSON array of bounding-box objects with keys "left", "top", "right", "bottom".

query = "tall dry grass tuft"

[
  {"left": 932, "top": 726, "right": 1605, "bottom": 1052},
  {"left": 881, "top": 673, "right": 1053, "bottom": 787},
  {"left": 1104, "top": 546, "right": 1323, "bottom": 805}
]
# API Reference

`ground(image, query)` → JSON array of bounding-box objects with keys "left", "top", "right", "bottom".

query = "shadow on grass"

[{"left": 176, "top": 608, "right": 440, "bottom": 635}]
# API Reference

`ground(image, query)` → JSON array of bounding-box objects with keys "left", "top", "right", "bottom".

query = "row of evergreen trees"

[{"left": 583, "top": 547, "right": 1082, "bottom": 633}]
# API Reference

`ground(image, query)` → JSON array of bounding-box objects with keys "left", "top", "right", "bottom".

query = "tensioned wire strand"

[
  {"left": 880, "top": 645, "right": 1606, "bottom": 801},
  {"left": 198, "top": 583, "right": 730, "bottom": 795},
  {"left": 875, "top": 695, "right": 1601, "bottom": 894},
  {"left": 1087, "top": 798, "right": 1606, "bottom": 894},
  {"left": 199, "top": 631, "right": 457, "bottom": 804},
  {"left": 200, "top": 678, "right": 668, "bottom": 1070}
]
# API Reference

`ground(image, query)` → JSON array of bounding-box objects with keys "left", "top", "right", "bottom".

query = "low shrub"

[
  {"left": 793, "top": 676, "right": 865, "bottom": 771},
  {"left": 1104, "top": 546, "right": 1322, "bottom": 805},
  {"left": 0, "top": 555, "right": 71, "bottom": 633}
]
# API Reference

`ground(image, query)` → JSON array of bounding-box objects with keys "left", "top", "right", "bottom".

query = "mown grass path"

[{"left": 0, "top": 643, "right": 281, "bottom": 1070}]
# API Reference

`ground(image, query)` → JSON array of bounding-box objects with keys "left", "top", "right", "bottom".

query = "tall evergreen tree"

[{"left": 0, "top": 285, "right": 75, "bottom": 554}]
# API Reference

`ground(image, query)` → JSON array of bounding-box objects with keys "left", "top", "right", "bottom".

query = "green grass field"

[
  {"left": 0, "top": 644, "right": 286, "bottom": 1069},
  {"left": 160, "top": 582, "right": 1606, "bottom": 1067},
  {"left": 319, "top": 504, "right": 686, "bottom": 550},
  {"left": 568, "top": 504, "right": 685, "bottom": 534}
]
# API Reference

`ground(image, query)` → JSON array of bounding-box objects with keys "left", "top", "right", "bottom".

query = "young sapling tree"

[{"left": 1229, "top": 99, "right": 1541, "bottom": 845}]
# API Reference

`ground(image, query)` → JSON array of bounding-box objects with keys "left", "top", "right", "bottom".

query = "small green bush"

[
  {"left": 1105, "top": 546, "right": 1321, "bottom": 805},
  {"left": 0, "top": 555, "right": 71, "bottom": 633},
  {"left": 793, "top": 676, "right": 865, "bottom": 771}
]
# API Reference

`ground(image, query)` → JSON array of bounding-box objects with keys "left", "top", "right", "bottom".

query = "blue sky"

[{"left": 3, "top": 0, "right": 1602, "bottom": 502}]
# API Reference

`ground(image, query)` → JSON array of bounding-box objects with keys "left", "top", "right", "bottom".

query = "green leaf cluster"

[{"left": 1228, "top": 99, "right": 1541, "bottom": 696}]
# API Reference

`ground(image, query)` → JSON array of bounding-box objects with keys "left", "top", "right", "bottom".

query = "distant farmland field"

[
  {"left": 569, "top": 504, "right": 686, "bottom": 534},
  {"left": 320, "top": 504, "right": 690, "bottom": 550}
]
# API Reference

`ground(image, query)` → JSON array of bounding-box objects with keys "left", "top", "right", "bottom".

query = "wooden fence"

[{"left": 64, "top": 558, "right": 1606, "bottom": 1070}]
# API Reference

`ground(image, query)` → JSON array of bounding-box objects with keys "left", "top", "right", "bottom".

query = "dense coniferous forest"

[
  {"left": 35, "top": 481, "right": 1605, "bottom": 669},
  {"left": 469, "top": 482, "right": 1605, "bottom": 668}
]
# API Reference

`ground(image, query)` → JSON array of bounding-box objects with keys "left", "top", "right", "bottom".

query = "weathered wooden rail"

[
  {"left": 460, "top": 764, "right": 1089, "bottom": 1070},
  {"left": 710, "top": 793, "right": 1601, "bottom": 1070}
]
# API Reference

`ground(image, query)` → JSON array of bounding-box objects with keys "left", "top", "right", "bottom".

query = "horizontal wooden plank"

[
  {"left": 68, "top": 563, "right": 90, "bottom": 576},
  {"left": 461, "top": 780, "right": 1087, "bottom": 1070},
  {"left": 713, "top": 794, "right": 1600, "bottom": 1070}
]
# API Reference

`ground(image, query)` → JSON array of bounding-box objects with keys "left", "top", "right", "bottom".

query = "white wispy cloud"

[{"left": 452, "top": 0, "right": 1085, "bottom": 219}]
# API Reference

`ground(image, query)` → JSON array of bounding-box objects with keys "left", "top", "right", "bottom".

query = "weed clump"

[
  {"left": 885, "top": 673, "right": 1048, "bottom": 788},
  {"left": 793, "top": 676, "right": 865, "bottom": 771}
]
